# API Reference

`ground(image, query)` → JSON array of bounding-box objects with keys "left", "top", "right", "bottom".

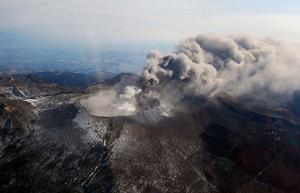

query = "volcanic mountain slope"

[
  {"left": 0, "top": 75, "right": 113, "bottom": 193},
  {"left": 103, "top": 94, "right": 300, "bottom": 193},
  {"left": 0, "top": 74, "right": 300, "bottom": 193},
  {"left": 0, "top": 74, "right": 75, "bottom": 99}
]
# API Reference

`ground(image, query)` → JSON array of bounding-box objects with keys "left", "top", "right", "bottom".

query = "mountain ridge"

[{"left": 0, "top": 73, "right": 299, "bottom": 193}]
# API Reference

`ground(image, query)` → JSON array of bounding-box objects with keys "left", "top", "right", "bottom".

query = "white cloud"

[{"left": 0, "top": 0, "right": 300, "bottom": 44}]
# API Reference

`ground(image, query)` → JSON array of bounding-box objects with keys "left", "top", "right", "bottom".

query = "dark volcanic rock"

[
  {"left": 0, "top": 74, "right": 300, "bottom": 193},
  {"left": 0, "top": 100, "right": 115, "bottom": 193}
]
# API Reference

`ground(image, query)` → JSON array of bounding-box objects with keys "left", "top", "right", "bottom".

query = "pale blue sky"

[{"left": 1, "top": 0, "right": 300, "bottom": 46}]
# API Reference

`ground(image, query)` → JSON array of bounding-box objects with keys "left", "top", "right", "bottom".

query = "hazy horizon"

[
  {"left": 1, "top": 0, "right": 300, "bottom": 48},
  {"left": 1, "top": 1, "right": 300, "bottom": 75}
]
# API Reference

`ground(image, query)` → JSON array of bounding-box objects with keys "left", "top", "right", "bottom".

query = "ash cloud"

[
  {"left": 143, "top": 34, "right": 300, "bottom": 104},
  {"left": 83, "top": 34, "right": 300, "bottom": 117}
]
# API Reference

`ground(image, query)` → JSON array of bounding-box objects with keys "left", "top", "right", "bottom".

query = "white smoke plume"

[
  {"left": 143, "top": 34, "right": 300, "bottom": 104},
  {"left": 81, "top": 86, "right": 142, "bottom": 117},
  {"left": 83, "top": 34, "right": 300, "bottom": 117}
]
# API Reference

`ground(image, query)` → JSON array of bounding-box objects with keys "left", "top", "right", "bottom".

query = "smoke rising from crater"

[
  {"left": 143, "top": 34, "right": 300, "bottom": 102},
  {"left": 83, "top": 34, "right": 300, "bottom": 117},
  {"left": 81, "top": 86, "right": 142, "bottom": 117}
]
